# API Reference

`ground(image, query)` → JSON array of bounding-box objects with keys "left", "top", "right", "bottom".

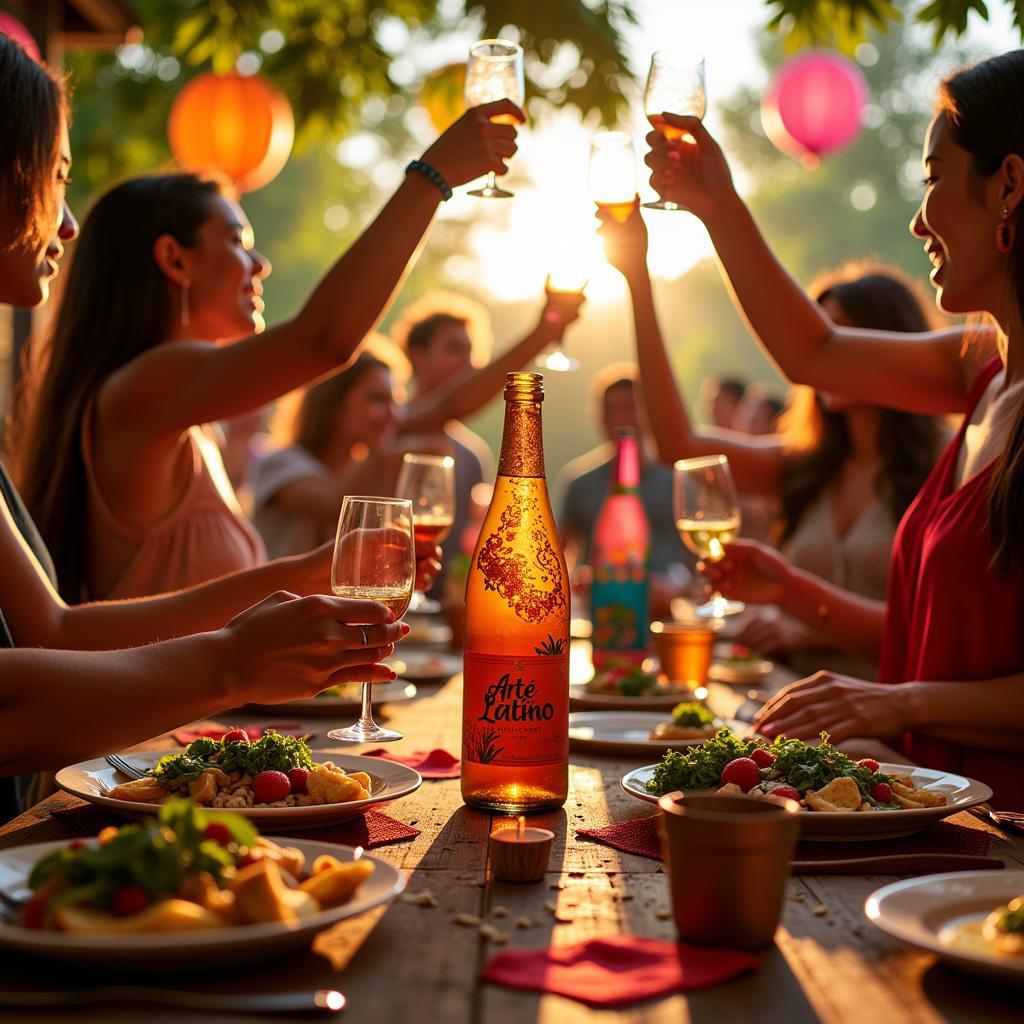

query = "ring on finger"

[{"left": 359, "top": 626, "right": 368, "bottom": 646}]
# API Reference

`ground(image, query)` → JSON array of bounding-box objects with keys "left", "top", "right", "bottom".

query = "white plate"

[
  {"left": 245, "top": 680, "right": 417, "bottom": 715},
  {"left": 384, "top": 648, "right": 461, "bottom": 682},
  {"left": 866, "top": 871, "right": 1024, "bottom": 984},
  {"left": 707, "top": 659, "right": 774, "bottom": 685},
  {"left": 0, "top": 837, "right": 404, "bottom": 970},
  {"left": 569, "top": 683, "right": 694, "bottom": 712},
  {"left": 619, "top": 762, "right": 993, "bottom": 841},
  {"left": 569, "top": 711, "right": 747, "bottom": 757},
  {"left": 56, "top": 753, "right": 422, "bottom": 831}
]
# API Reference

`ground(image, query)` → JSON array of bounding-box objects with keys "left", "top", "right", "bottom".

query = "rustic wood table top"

[{"left": 0, "top": 649, "right": 1020, "bottom": 1023}]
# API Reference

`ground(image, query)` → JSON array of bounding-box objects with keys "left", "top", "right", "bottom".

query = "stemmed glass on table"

[
  {"left": 673, "top": 454, "right": 744, "bottom": 619},
  {"left": 395, "top": 453, "right": 456, "bottom": 615},
  {"left": 643, "top": 50, "right": 706, "bottom": 211},
  {"left": 327, "top": 496, "right": 415, "bottom": 744},
  {"left": 464, "top": 39, "right": 524, "bottom": 199}
]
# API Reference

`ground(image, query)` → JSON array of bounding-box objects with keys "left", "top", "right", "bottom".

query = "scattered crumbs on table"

[
  {"left": 788, "top": 892, "right": 806, "bottom": 902},
  {"left": 813, "top": 905, "right": 828, "bottom": 917},
  {"left": 400, "top": 891, "right": 438, "bottom": 908},
  {"left": 548, "top": 882, "right": 565, "bottom": 890},
  {"left": 479, "top": 924, "right": 509, "bottom": 944},
  {"left": 491, "top": 906, "right": 509, "bottom": 918},
  {"left": 655, "top": 909, "right": 673, "bottom": 921},
  {"left": 451, "top": 913, "right": 485, "bottom": 927},
  {"left": 515, "top": 917, "right": 534, "bottom": 929}
]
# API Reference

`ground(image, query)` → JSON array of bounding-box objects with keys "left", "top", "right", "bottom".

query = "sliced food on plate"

[
  {"left": 586, "top": 661, "right": 688, "bottom": 698},
  {"left": 648, "top": 702, "right": 722, "bottom": 742}
]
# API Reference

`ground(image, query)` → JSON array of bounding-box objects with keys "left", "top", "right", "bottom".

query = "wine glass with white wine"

[
  {"left": 464, "top": 39, "right": 524, "bottom": 199},
  {"left": 673, "top": 455, "right": 744, "bottom": 619},
  {"left": 643, "top": 50, "right": 706, "bottom": 211},
  {"left": 535, "top": 272, "right": 586, "bottom": 372},
  {"left": 589, "top": 130, "right": 638, "bottom": 223},
  {"left": 396, "top": 453, "right": 455, "bottom": 614},
  {"left": 327, "top": 496, "right": 415, "bottom": 743}
]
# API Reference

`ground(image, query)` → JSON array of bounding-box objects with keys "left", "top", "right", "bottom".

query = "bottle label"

[
  {"left": 462, "top": 652, "right": 568, "bottom": 767},
  {"left": 591, "top": 572, "right": 649, "bottom": 667}
]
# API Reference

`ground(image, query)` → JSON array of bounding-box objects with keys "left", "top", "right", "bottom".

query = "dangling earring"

[
  {"left": 996, "top": 206, "right": 1015, "bottom": 254},
  {"left": 180, "top": 277, "right": 191, "bottom": 327}
]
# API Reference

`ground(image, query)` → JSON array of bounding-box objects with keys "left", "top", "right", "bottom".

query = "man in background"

[{"left": 700, "top": 375, "right": 747, "bottom": 430}]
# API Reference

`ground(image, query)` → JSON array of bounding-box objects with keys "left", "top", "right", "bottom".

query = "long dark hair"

[
  {"left": 778, "top": 264, "right": 945, "bottom": 541},
  {"left": 940, "top": 52, "right": 1024, "bottom": 574},
  {"left": 0, "top": 34, "right": 65, "bottom": 254},
  {"left": 14, "top": 174, "right": 222, "bottom": 600}
]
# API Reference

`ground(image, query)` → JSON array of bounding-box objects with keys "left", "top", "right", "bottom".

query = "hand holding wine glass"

[
  {"left": 327, "top": 497, "right": 415, "bottom": 743},
  {"left": 596, "top": 197, "right": 648, "bottom": 281},
  {"left": 535, "top": 274, "right": 587, "bottom": 372},
  {"left": 396, "top": 454, "right": 455, "bottom": 614},
  {"left": 673, "top": 454, "right": 744, "bottom": 619},
  {"left": 464, "top": 39, "right": 525, "bottom": 198},
  {"left": 643, "top": 50, "right": 707, "bottom": 211}
]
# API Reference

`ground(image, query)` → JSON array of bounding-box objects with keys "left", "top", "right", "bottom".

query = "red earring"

[{"left": 997, "top": 206, "right": 1014, "bottom": 254}]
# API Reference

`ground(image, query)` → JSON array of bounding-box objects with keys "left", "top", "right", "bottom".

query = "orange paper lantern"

[{"left": 168, "top": 72, "right": 294, "bottom": 193}]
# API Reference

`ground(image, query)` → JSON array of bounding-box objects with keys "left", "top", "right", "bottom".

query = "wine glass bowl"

[
  {"left": 535, "top": 272, "right": 585, "bottom": 373},
  {"left": 589, "top": 131, "right": 638, "bottom": 223},
  {"left": 464, "top": 39, "right": 524, "bottom": 199},
  {"left": 673, "top": 454, "right": 743, "bottom": 619},
  {"left": 327, "top": 496, "right": 415, "bottom": 744},
  {"left": 643, "top": 50, "right": 706, "bottom": 211},
  {"left": 396, "top": 454, "right": 456, "bottom": 614}
]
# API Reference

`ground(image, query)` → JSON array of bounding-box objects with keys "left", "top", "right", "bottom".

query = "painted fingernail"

[
  {"left": 387, "top": 670, "right": 398, "bottom": 680},
  {"left": 400, "top": 623, "right": 411, "bottom": 636}
]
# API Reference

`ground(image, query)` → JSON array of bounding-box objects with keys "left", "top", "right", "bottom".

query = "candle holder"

[{"left": 489, "top": 817, "right": 554, "bottom": 882}]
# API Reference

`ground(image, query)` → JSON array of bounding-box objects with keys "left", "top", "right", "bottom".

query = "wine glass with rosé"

[
  {"left": 396, "top": 453, "right": 456, "bottom": 614},
  {"left": 643, "top": 51, "right": 706, "bottom": 211}
]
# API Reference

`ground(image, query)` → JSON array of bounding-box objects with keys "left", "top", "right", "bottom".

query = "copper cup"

[
  {"left": 657, "top": 792, "right": 800, "bottom": 948},
  {"left": 650, "top": 621, "right": 716, "bottom": 687}
]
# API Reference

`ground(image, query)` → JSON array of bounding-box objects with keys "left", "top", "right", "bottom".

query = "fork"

[
  {"left": 970, "top": 803, "right": 1024, "bottom": 835},
  {"left": 104, "top": 752, "right": 149, "bottom": 780}
]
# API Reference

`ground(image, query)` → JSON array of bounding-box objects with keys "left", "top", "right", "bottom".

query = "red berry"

[
  {"left": 858, "top": 758, "right": 881, "bottom": 774},
  {"left": 20, "top": 896, "right": 47, "bottom": 929},
  {"left": 68, "top": 839, "right": 87, "bottom": 852},
  {"left": 202, "top": 822, "right": 233, "bottom": 846},
  {"left": 237, "top": 850, "right": 258, "bottom": 868},
  {"left": 770, "top": 784, "right": 800, "bottom": 801},
  {"left": 222, "top": 728, "right": 250, "bottom": 744},
  {"left": 252, "top": 770, "right": 291, "bottom": 804},
  {"left": 111, "top": 885, "right": 150, "bottom": 917},
  {"left": 720, "top": 757, "right": 762, "bottom": 793},
  {"left": 871, "top": 782, "right": 893, "bottom": 804},
  {"left": 749, "top": 747, "right": 775, "bottom": 769},
  {"left": 287, "top": 768, "right": 310, "bottom": 794}
]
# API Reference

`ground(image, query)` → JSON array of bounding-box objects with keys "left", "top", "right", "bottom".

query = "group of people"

[{"left": 0, "top": 32, "right": 1022, "bottom": 814}]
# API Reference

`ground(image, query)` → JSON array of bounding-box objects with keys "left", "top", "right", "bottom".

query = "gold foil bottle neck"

[{"left": 504, "top": 372, "right": 544, "bottom": 403}]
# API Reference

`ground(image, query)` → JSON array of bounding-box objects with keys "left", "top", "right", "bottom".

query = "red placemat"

[
  {"left": 577, "top": 814, "right": 991, "bottom": 868},
  {"left": 51, "top": 803, "right": 419, "bottom": 848},
  {"left": 172, "top": 722, "right": 306, "bottom": 745},
  {"left": 361, "top": 747, "right": 460, "bottom": 779},
  {"left": 481, "top": 935, "right": 758, "bottom": 1007}
]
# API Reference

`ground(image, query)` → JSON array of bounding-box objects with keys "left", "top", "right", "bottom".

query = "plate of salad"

[
  {"left": 0, "top": 800, "right": 405, "bottom": 968},
  {"left": 619, "top": 728, "right": 992, "bottom": 840},
  {"left": 56, "top": 732, "right": 422, "bottom": 830},
  {"left": 569, "top": 704, "right": 748, "bottom": 756},
  {"left": 570, "top": 661, "right": 694, "bottom": 711},
  {"left": 707, "top": 644, "right": 774, "bottom": 685}
]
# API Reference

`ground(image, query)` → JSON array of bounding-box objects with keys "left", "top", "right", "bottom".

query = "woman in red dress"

[{"left": 645, "top": 51, "right": 1024, "bottom": 807}]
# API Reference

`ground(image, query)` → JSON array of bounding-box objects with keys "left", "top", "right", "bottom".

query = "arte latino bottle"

[{"left": 462, "top": 373, "right": 570, "bottom": 813}]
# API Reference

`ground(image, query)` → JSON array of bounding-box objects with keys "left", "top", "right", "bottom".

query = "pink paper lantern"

[
  {"left": 0, "top": 13, "right": 41, "bottom": 62},
  {"left": 761, "top": 51, "right": 867, "bottom": 168}
]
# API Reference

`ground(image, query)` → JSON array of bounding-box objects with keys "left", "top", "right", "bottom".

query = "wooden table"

[{"left": 0, "top": 661, "right": 1021, "bottom": 1023}]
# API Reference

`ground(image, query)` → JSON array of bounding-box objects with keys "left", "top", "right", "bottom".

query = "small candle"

[{"left": 489, "top": 816, "right": 554, "bottom": 882}]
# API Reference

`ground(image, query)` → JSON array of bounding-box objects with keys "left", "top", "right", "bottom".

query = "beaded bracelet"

[{"left": 406, "top": 159, "right": 453, "bottom": 201}]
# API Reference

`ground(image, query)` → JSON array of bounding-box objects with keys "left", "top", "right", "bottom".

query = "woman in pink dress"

[{"left": 645, "top": 51, "right": 1024, "bottom": 807}]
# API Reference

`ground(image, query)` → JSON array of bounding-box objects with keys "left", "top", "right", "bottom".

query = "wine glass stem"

[
  {"left": 356, "top": 683, "right": 377, "bottom": 732},
  {"left": 486, "top": 171, "right": 497, "bottom": 192}
]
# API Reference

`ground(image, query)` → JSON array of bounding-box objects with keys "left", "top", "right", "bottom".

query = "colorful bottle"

[
  {"left": 462, "top": 373, "right": 570, "bottom": 813},
  {"left": 590, "top": 428, "right": 650, "bottom": 668}
]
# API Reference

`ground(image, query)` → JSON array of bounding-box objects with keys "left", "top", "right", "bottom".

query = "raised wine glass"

[
  {"left": 327, "top": 496, "right": 415, "bottom": 744},
  {"left": 534, "top": 272, "right": 586, "bottom": 372},
  {"left": 673, "top": 454, "right": 744, "bottom": 618},
  {"left": 643, "top": 50, "right": 706, "bottom": 211},
  {"left": 396, "top": 453, "right": 455, "bottom": 615},
  {"left": 589, "top": 130, "right": 638, "bottom": 223},
  {"left": 464, "top": 39, "right": 524, "bottom": 199}
]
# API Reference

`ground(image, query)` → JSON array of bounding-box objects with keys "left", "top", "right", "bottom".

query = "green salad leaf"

[
  {"left": 996, "top": 899, "right": 1024, "bottom": 936},
  {"left": 152, "top": 730, "right": 313, "bottom": 785},
  {"left": 670, "top": 702, "right": 715, "bottom": 727},
  {"left": 647, "top": 728, "right": 757, "bottom": 793}
]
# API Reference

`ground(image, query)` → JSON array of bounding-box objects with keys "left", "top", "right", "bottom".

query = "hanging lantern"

[
  {"left": 419, "top": 63, "right": 466, "bottom": 132},
  {"left": 761, "top": 51, "right": 867, "bottom": 169},
  {"left": 0, "top": 12, "right": 41, "bottom": 61},
  {"left": 168, "top": 72, "right": 294, "bottom": 194}
]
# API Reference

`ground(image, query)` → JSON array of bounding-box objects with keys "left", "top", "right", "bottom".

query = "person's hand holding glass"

[
  {"left": 464, "top": 39, "right": 524, "bottom": 198},
  {"left": 535, "top": 272, "right": 587, "bottom": 373},
  {"left": 327, "top": 496, "right": 415, "bottom": 743},
  {"left": 396, "top": 453, "right": 455, "bottom": 614},
  {"left": 643, "top": 50, "right": 706, "bottom": 211},
  {"left": 673, "top": 455, "right": 744, "bottom": 619}
]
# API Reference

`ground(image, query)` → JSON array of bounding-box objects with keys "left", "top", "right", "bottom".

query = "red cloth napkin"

[
  {"left": 172, "top": 722, "right": 306, "bottom": 745},
  {"left": 577, "top": 815, "right": 991, "bottom": 869},
  {"left": 51, "top": 803, "right": 419, "bottom": 848},
  {"left": 361, "top": 747, "right": 461, "bottom": 779},
  {"left": 480, "top": 935, "right": 758, "bottom": 1007}
]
